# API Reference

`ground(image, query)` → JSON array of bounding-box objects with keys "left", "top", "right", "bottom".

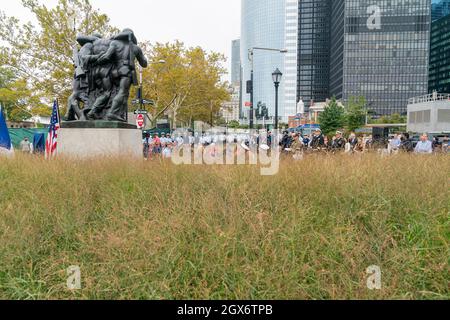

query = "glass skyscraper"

[
  {"left": 432, "top": 0, "right": 450, "bottom": 21},
  {"left": 231, "top": 39, "right": 241, "bottom": 86},
  {"left": 297, "top": 0, "right": 331, "bottom": 109},
  {"left": 241, "top": 0, "right": 432, "bottom": 119},
  {"left": 429, "top": 13, "right": 450, "bottom": 93},
  {"left": 241, "top": 0, "right": 291, "bottom": 123},
  {"left": 329, "top": 0, "right": 345, "bottom": 100},
  {"left": 335, "top": 0, "right": 431, "bottom": 115}
]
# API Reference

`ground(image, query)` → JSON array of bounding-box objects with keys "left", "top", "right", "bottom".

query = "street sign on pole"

[
  {"left": 134, "top": 110, "right": 148, "bottom": 115},
  {"left": 132, "top": 99, "right": 154, "bottom": 106},
  {"left": 136, "top": 114, "right": 145, "bottom": 129},
  {"left": 142, "top": 99, "right": 155, "bottom": 106}
]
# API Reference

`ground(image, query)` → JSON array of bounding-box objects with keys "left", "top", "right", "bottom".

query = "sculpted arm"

[
  {"left": 135, "top": 46, "right": 148, "bottom": 68},
  {"left": 97, "top": 42, "right": 118, "bottom": 65}
]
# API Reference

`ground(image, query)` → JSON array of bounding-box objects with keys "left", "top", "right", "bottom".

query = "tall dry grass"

[{"left": 0, "top": 153, "right": 448, "bottom": 300}]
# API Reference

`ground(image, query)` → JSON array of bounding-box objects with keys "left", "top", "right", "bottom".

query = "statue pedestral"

[{"left": 58, "top": 121, "right": 142, "bottom": 159}]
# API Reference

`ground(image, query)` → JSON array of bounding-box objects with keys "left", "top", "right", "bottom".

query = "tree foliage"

[
  {"left": 0, "top": 67, "right": 48, "bottom": 121},
  {"left": 345, "top": 96, "right": 367, "bottom": 132},
  {"left": 318, "top": 98, "right": 345, "bottom": 136},
  {"left": 0, "top": 0, "right": 118, "bottom": 115},
  {"left": 139, "top": 41, "right": 230, "bottom": 128},
  {"left": 373, "top": 113, "right": 407, "bottom": 124}
]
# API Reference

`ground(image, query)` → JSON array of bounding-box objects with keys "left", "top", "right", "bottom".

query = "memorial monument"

[{"left": 59, "top": 28, "right": 148, "bottom": 158}]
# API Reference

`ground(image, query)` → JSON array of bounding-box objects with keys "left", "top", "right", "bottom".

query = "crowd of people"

[{"left": 142, "top": 129, "right": 449, "bottom": 160}]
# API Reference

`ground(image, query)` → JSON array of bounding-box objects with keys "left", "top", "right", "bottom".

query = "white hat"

[{"left": 241, "top": 142, "right": 250, "bottom": 151}]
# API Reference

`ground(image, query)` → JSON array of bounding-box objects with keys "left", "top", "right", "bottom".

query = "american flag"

[{"left": 45, "top": 100, "right": 60, "bottom": 159}]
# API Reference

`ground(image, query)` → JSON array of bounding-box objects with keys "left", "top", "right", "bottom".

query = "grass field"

[{"left": 0, "top": 153, "right": 448, "bottom": 300}]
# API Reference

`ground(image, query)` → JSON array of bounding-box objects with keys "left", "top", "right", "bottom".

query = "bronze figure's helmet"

[
  {"left": 76, "top": 34, "right": 101, "bottom": 46},
  {"left": 90, "top": 33, "right": 104, "bottom": 40},
  {"left": 114, "top": 28, "right": 138, "bottom": 44}
]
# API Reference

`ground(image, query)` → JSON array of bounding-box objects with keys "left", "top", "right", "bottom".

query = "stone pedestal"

[{"left": 58, "top": 122, "right": 142, "bottom": 158}]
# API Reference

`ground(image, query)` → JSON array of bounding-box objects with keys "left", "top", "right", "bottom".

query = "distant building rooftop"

[
  {"left": 407, "top": 93, "right": 450, "bottom": 133},
  {"left": 408, "top": 92, "right": 450, "bottom": 105}
]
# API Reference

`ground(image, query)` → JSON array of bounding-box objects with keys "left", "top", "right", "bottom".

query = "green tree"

[
  {"left": 227, "top": 120, "right": 240, "bottom": 129},
  {"left": 318, "top": 98, "right": 345, "bottom": 136},
  {"left": 0, "top": 67, "right": 48, "bottom": 121},
  {"left": 345, "top": 96, "right": 367, "bottom": 132},
  {"left": 139, "top": 41, "right": 230, "bottom": 128},
  {"left": 375, "top": 113, "right": 407, "bottom": 124},
  {"left": 0, "top": 0, "right": 117, "bottom": 113}
]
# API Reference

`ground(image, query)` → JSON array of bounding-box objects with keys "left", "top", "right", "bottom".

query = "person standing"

[
  {"left": 152, "top": 134, "right": 161, "bottom": 155},
  {"left": 302, "top": 134, "right": 310, "bottom": 148},
  {"left": 20, "top": 137, "right": 32, "bottom": 154},
  {"left": 348, "top": 133, "right": 358, "bottom": 149},
  {"left": 400, "top": 133, "right": 414, "bottom": 153},
  {"left": 389, "top": 134, "right": 402, "bottom": 154},
  {"left": 414, "top": 133, "right": 433, "bottom": 154},
  {"left": 143, "top": 133, "right": 151, "bottom": 159},
  {"left": 442, "top": 136, "right": 449, "bottom": 154},
  {"left": 310, "top": 129, "right": 325, "bottom": 150},
  {"left": 290, "top": 134, "right": 304, "bottom": 160},
  {"left": 331, "top": 131, "right": 346, "bottom": 151}
]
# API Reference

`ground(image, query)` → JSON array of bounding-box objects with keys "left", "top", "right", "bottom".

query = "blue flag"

[{"left": 0, "top": 107, "right": 12, "bottom": 150}]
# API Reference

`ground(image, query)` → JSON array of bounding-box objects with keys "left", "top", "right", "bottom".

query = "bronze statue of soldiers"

[
  {"left": 65, "top": 34, "right": 98, "bottom": 121},
  {"left": 83, "top": 34, "right": 115, "bottom": 120},
  {"left": 66, "top": 29, "right": 148, "bottom": 123},
  {"left": 95, "top": 29, "right": 148, "bottom": 122}
]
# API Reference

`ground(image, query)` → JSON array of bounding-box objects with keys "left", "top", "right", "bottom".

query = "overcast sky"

[{"left": 1, "top": 0, "right": 242, "bottom": 81}]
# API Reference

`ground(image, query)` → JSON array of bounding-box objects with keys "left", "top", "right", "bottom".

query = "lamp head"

[{"left": 272, "top": 68, "right": 283, "bottom": 84}]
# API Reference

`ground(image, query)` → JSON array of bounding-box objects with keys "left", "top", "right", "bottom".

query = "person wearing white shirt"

[
  {"left": 414, "top": 134, "right": 433, "bottom": 154},
  {"left": 389, "top": 134, "right": 401, "bottom": 153}
]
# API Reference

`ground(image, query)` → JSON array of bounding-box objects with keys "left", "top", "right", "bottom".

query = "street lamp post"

[
  {"left": 272, "top": 68, "right": 283, "bottom": 130},
  {"left": 248, "top": 47, "right": 287, "bottom": 130}
]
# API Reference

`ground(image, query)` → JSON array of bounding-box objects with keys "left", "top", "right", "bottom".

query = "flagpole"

[{"left": 56, "top": 98, "right": 61, "bottom": 124}]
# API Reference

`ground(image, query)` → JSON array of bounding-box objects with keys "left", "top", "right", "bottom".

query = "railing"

[{"left": 408, "top": 93, "right": 450, "bottom": 105}]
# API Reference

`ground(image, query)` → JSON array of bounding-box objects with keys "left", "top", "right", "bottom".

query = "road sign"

[
  {"left": 142, "top": 99, "right": 155, "bottom": 105},
  {"left": 134, "top": 110, "right": 148, "bottom": 115},
  {"left": 246, "top": 80, "right": 253, "bottom": 94},
  {"left": 136, "top": 114, "right": 145, "bottom": 129},
  {"left": 132, "top": 99, "right": 155, "bottom": 106}
]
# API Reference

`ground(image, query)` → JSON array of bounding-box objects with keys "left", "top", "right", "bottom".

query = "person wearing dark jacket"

[
  {"left": 348, "top": 133, "right": 358, "bottom": 149},
  {"left": 280, "top": 131, "right": 293, "bottom": 150},
  {"left": 331, "top": 131, "right": 346, "bottom": 150},
  {"left": 310, "top": 129, "right": 325, "bottom": 150},
  {"left": 400, "top": 133, "right": 414, "bottom": 153}
]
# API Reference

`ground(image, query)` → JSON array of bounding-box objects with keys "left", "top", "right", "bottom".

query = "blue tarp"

[
  {"left": 33, "top": 133, "right": 46, "bottom": 154},
  {"left": 0, "top": 110, "right": 12, "bottom": 150},
  {"left": 8, "top": 128, "right": 48, "bottom": 149}
]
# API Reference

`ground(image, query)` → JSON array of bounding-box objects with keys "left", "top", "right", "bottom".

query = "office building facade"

[
  {"left": 240, "top": 0, "right": 431, "bottom": 119},
  {"left": 432, "top": 0, "right": 450, "bottom": 21},
  {"left": 296, "top": 0, "right": 331, "bottom": 110},
  {"left": 231, "top": 39, "right": 242, "bottom": 86},
  {"left": 241, "top": 0, "right": 297, "bottom": 123},
  {"left": 333, "top": 0, "right": 431, "bottom": 115},
  {"left": 284, "top": 0, "right": 300, "bottom": 117},
  {"left": 230, "top": 39, "right": 243, "bottom": 119},
  {"left": 429, "top": 13, "right": 450, "bottom": 93}
]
